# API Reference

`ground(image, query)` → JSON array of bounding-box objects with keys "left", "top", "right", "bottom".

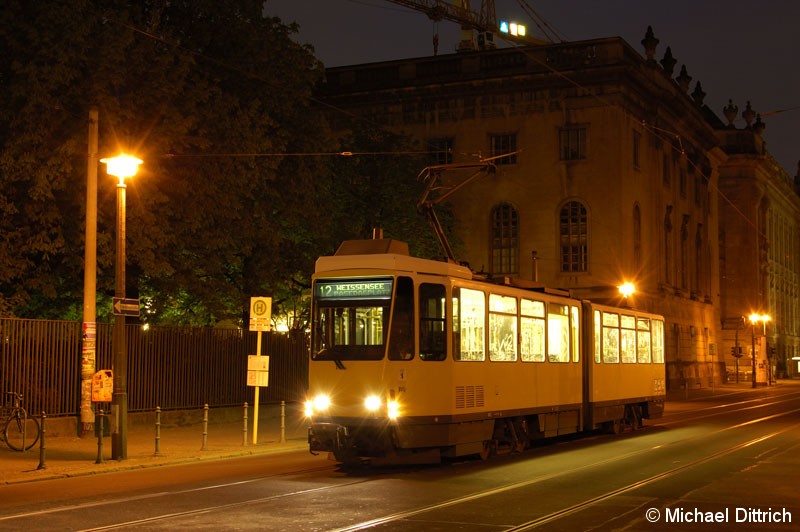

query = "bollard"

[
  {"left": 37, "top": 411, "right": 47, "bottom": 470},
  {"left": 280, "top": 400, "right": 286, "bottom": 444},
  {"left": 243, "top": 402, "right": 248, "bottom": 447},
  {"left": 95, "top": 410, "right": 104, "bottom": 464},
  {"left": 202, "top": 403, "right": 209, "bottom": 451},
  {"left": 154, "top": 406, "right": 162, "bottom": 457}
]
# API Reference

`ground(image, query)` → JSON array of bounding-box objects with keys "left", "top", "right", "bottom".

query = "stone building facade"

[
  {"left": 717, "top": 118, "right": 800, "bottom": 382},
  {"left": 317, "top": 30, "right": 798, "bottom": 388}
]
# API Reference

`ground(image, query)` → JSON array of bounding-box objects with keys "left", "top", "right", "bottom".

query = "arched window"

[
  {"left": 491, "top": 203, "right": 518, "bottom": 274},
  {"left": 559, "top": 201, "right": 587, "bottom": 272}
]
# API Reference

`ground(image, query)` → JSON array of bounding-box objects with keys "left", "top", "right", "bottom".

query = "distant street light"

[
  {"left": 100, "top": 153, "right": 142, "bottom": 460},
  {"left": 748, "top": 313, "right": 771, "bottom": 389},
  {"left": 618, "top": 282, "right": 636, "bottom": 299}
]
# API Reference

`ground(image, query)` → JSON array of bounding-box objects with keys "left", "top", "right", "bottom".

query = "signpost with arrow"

[{"left": 112, "top": 297, "right": 140, "bottom": 317}]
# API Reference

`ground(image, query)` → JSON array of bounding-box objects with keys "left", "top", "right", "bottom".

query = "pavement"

[
  {"left": 0, "top": 403, "right": 310, "bottom": 485},
  {"left": 0, "top": 382, "right": 789, "bottom": 485}
]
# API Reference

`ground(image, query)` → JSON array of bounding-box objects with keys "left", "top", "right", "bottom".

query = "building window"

[
  {"left": 489, "top": 133, "right": 517, "bottom": 164},
  {"left": 491, "top": 203, "right": 518, "bottom": 274},
  {"left": 679, "top": 168, "right": 687, "bottom": 198},
  {"left": 662, "top": 154, "right": 671, "bottom": 186},
  {"left": 559, "top": 201, "right": 588, "bottom": 273},
  {"left": 632, "top": 130, "right": 641, "bottom": 169},
  {"left": 559, "top": 127, "right": 586, "bottom": 160},
  {"left": 695, "top": 171, "right": 704, "bottom": 207},
  {"left": 695, "top": 224, "right": 703, "bottom": 295},
  {"left": 633, "top": 204, "right": 641, "bottom": 270},
  {"left": 680, "top": 215, "right": 689, "bottom": 290},
  {"left": 664, "top": 206, "right": 673, "bottom": 284},
  {"left": 428, "top": 137, "right": 454, "bottom": 165}
]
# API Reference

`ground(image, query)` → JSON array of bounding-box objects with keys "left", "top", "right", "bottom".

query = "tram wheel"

[
  {"left": 606, "top": 418, "right": 624, "bottom": 434},
  {"left": 512, "top": 420, "right": 529, "bottom": 453},
  {"left": 479, "top": 440, "right": 494, "bottom": 460}
]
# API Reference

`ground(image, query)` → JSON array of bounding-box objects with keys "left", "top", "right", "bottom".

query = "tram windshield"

[{"left": 312, "top": 277, "right": 392, "bottom": 361}]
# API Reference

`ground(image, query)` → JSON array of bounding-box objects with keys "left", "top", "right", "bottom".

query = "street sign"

[
  {"left": 112, "top": 297, "right": 140, "bottom": 317},
  {"left": 722, "top": 316, "right": 745, "bottom": 330},
  {"left": 249, "top": 296, "right": 272, "bottom": 332},
  {"left": 247, "top": 355, "right": 270, "bottom": 387}
]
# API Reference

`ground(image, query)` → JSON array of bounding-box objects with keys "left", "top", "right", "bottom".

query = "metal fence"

[{"left": 0, "top": 318, "right": 308, "bottom": 418}]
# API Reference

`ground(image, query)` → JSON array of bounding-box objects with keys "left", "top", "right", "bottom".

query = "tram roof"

[{"left": 315, "top": 239, "right": 473, "bottom": 279}]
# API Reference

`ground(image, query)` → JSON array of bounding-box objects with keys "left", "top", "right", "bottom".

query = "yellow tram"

[{"left": 306, "top": 238, "right": 665, "bottom": 464}]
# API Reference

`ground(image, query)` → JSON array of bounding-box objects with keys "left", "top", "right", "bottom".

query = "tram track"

[
  {"left": 331, "top": 406, "right": 800, "bottom": 531},
  {"left": 503, "top": 423, "right": 800, "bottom": 531},
  {"left": 82, "top": 403, "right": 799, "bottom": 531},
  {"left": 7, "top": 392, "right": 799, "bottom": 531},
  {"left": 656, "top": 387, "right": 800, "bottom": 427}
]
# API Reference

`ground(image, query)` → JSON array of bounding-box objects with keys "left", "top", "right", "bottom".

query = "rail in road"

[{"left": 2, "top": 385, "right": 799, "bottom": 531}]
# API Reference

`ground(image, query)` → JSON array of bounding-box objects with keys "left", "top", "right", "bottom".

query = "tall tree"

[{"left": 0, "top": 0, "right": 329, "bottom": 324}]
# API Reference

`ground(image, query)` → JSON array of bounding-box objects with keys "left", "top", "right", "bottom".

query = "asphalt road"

[{"left": 1, "top": 383, "right": 798, "bottom": 531}]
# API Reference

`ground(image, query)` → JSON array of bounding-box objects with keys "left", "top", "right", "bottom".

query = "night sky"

[{"left": 265, "top": 0, "right": 799, "bottom": 176}]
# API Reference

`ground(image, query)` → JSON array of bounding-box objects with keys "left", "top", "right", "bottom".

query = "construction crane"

[{"left": 386, "top": 0, "right": 544, "bottom": 52}]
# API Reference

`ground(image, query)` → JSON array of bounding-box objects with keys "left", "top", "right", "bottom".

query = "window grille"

[
  {"left": 559, "top": 201, "right": 588, "bottom": 272},
  {"left": 491, "top": 203, "right": 519, "bottom": 274}
]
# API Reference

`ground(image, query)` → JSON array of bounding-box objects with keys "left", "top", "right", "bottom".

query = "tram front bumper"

[{"left": 308, "top": 422, "right": 350, "bottom": 454}]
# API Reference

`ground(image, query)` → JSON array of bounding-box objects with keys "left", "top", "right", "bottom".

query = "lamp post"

[
  {"left": 100, "top": 154, "right": 142, "bottom": 460},
  {"left": 748, "top": 313, "right": 771, "bottom": 389}
]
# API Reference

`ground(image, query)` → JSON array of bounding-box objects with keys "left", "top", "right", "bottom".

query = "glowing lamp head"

[
  {"left": 387, "top": 400, "right": 400, "bottom": 420},
  {"left": 313, "top": 394, "right": 331, "bottom": 411},
  {"left": 305, "top": 394, "right": 331, "bottom": 417},
  {"left": 749, "top": 313, "right": 771, "bottom": 325},
  {"left": 101, "top": 154, "right": 142, "bottom": 184},
  {"left": 618, "top": 282, "right": 635, "bottom": 298}
]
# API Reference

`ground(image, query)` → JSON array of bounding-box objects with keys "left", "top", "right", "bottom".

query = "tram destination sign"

[{"left": 315, "top": 278, "right": 393, "bottom": 300}]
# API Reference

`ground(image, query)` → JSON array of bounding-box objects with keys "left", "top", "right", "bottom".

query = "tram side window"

[
  {"left": 453, "top": 287, "right": 486, "bottom": 361},
  {"left": 620, "top": 315, "right": 636, "bottom": 363},
  {"left": 637, "top": 318, "right": 652, "bottom": 363},
  {"left": 593, "top": 310, "right": 602, "bottom": 363},
  {"left": 602, "top": 312, "right": 620, "bottom": 363},
  {"left": 419, "top": 283, "right": 447, "bottom": 361},
  {"left": 389, "top": 277, "right": 415, "bottom": 361},
  {"left": 548, "top": 303, "right": 570, "bottom": 362},
  {"left": 652, "top": 319, "right": 665, "bottom": 363},
  {"left": 521, "top": 299, "right": 546, "bottom": 362},
  {"left": 489, "top": 294, "right": 518, "bottom": 361},
  {"left": 571, "top": 305, "right": 580, "bottom": 362}
]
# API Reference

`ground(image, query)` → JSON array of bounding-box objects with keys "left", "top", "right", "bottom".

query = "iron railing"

[{"left": 0, "top": 318, "right": 308, "bottom": 417}]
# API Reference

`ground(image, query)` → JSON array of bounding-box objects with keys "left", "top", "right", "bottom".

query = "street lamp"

[
  {"left": 100, "top": 153, "right": 142, "bottom": 460},
  {"left": 617, "top": 282, "right": 635, "bottom": 298},
  {"left": 748, "top": 313, "right": 771, "bottom": 389},
  {"left": 618, "top": 282, "right": 635, "bottom": 308}
]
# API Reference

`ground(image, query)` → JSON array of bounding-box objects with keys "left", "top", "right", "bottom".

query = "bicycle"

[{"left": 2, "top": 392, "right": 41, "bottom": 451}]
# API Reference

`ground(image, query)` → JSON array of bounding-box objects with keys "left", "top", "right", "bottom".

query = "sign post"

[{"left": 248, "top": 297, "right": 271, "bottom": 445}]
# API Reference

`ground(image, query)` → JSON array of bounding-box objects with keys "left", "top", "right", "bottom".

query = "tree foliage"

[
  {"left": 0, "top": 1, "right": 454, "bottom": 326},
  {"left": 0, "top": 0, "right": 330, "bottom": 324}
]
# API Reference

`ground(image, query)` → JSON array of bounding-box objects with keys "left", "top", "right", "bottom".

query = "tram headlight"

[
  {"left": 305, "top": 394, "right": 331, "bottom": 417},
  {"left": 364, "top": 394, "right": 382, "bottom": 412},
  {"left": 387, "top": 399, "right": 400, "bottom": 420}
]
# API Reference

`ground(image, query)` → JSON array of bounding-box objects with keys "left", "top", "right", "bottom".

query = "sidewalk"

[{"left": 0, "top": 403, "right": 309, "bottom": 485}]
